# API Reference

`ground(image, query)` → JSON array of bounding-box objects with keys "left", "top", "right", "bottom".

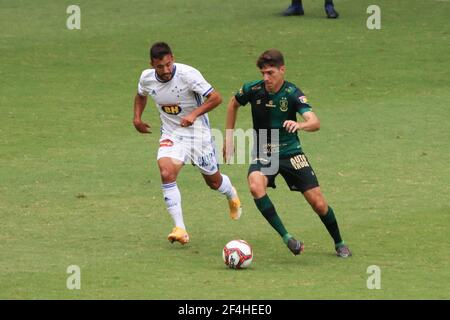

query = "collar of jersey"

[
  {"left": 266, "top": 81, "right": 286, "bottom": 96},
  {"left": 155, "top": 64, "right": 177, "bottom": 83}
]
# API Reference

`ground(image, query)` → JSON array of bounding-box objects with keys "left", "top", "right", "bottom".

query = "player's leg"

[
  {"left": 282, "top": 0, "right": 304, "bottom": 16},
  {"left": 303, "top": 187, "right": 351, "bottom": 257},
  {"left": 192, "top": 134, "right": 242, "bottom": 220},
  {"left": 279, "top": 153, "right": 351, "bottom": 256},
  {"left": 324, "top": 0, "right": 339, "bottom": 19},
  {"left": 248, "top": 169, "right": 304, "bottom": 255},
  {"left": 202, "top": 171, "right": 242, "bottom": 220},
  {"left": 157, "top": 136, "right": 190, "bottom": 245},
  {"left": 158, "top": 157, "right": 188, "bottom": 244}
]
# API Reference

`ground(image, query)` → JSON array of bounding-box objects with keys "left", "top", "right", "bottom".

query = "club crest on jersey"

[
  {"left": 159, "top": 139, "right": 174, "bottom": 147},
  {"left": 280, "top": 97, "right": 288, "bottom": 112},
  {"left": 161, "top": 104, "right": 181, "bottom": 115},
  {"left": 299, "top": 96, "right": 308, "bottom": 104}
]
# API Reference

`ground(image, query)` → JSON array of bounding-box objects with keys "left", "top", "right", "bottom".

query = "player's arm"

[
  {"left": 283, "top": 111, "right": 320, "bottom": 133},
  {"left": 223, "top": 96, "right": 241, "bottom": 163},
  {"left": 133, "top": 93, "right": 151, "bottom": 133},
  {"left": 299, "top": 111, "right": 320, "bottom": 131},
  {"left": 180, "top": 91, "right": 222, "bottom": 127}
]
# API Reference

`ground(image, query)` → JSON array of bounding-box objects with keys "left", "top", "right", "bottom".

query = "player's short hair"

[
  {"left": 150, "top": 42, "right": 172, "bottom": 61},
  {"left": 256, "top": 49, "right": 285, "bottom": 69}
]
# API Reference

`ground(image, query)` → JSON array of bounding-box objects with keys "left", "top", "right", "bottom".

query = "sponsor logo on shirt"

[
  {"left": 161, "top": 104, "right": 181, "bottom": 115},
  {"left": 263, "top": 143, "right": 281, "bottom": 154},
  {"left": 299, "top": 96, "right": 308, "bottom": 104},
  {"left": 265, "top": 100, "right": 276, "bottom": 108}
]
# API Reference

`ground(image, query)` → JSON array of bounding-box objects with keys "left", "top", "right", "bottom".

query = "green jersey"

[{"left": 234, "top": 80, "right": 312, "bottom": 158}]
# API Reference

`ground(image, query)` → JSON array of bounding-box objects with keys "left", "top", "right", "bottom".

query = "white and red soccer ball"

[{"left": 222, "top": 240, "right": 253, "bottom": 269}]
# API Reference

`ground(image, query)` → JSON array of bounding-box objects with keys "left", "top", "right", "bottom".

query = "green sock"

[
  {"left": 319, "top": 206, "right": 343, "bottom": 246},
  {"left": 282, "top": 233, "right": 293, "bottom": 245},
  {"left": 254, "top": 194, "right": 290, "bottom": 242}
]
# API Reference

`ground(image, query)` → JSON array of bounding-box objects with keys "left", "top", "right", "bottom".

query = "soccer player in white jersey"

[{"left": 133, "top": 42, "right": 242, "bottom": 245}]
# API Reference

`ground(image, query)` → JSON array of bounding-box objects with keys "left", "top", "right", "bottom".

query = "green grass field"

[{"left": 1, "top": 0, "right": 449, "bottom": 299}]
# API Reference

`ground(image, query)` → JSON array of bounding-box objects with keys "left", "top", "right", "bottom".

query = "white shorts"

[{"left": 157, "top": 133, "right": 219, "bottom": 176}]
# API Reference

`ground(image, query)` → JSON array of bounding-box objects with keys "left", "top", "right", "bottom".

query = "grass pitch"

[{"left": 1, "top": 0, "right": 449, "bottom": 299}]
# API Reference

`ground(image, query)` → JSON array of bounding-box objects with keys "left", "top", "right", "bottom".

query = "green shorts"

[{"left": 248, "top": 153, "right": 319, "bottom": 193}]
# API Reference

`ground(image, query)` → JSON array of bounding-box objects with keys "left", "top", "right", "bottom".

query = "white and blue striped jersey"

[{"left": 137, "top": 63, "right": 213, "bottom": 138}]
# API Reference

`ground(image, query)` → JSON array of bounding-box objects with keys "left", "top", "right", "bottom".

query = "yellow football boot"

[
  {"left": 167, "top": 227, "right": 190, "bottom": 245},
  {"left": 228, "top": 187, "right": 242, "bottom": 220}
]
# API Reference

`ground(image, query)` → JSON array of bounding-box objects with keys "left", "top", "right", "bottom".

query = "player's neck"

[{"left": 266, "top": 80, "right": 285, "bottom": 94}]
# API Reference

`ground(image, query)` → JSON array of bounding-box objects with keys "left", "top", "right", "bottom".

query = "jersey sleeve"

[
  {"left": 137, "top": 71, "right": 149, "bottom": 96},
  {"left": 234, "top": 82, "right": 252, "bottom": 106},
  {"left": 292, "top": 87, "right": 312, "bottom": 114},
  {"left": 186, "top": 67, "right": 214, "bottom": 97}
]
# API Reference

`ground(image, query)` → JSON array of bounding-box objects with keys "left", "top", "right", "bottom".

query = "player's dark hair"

[
  {"left": 150, "top": 42, "right": 172, "bottom": 61},
  {"left": 256, "top": 49, "right": 285, "bottom": 69}
]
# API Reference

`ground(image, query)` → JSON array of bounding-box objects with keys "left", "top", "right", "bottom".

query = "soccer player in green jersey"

[{"left": 223, "top": 49, "right": 351, "bottom": 258}]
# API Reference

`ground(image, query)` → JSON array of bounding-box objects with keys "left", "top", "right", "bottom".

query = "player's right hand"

[{"left": 133, "top": 119, "right": 151, "bottom": 134}]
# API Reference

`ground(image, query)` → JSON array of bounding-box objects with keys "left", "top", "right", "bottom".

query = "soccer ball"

[{"left": 222, "top": 240, "right": 253, "bottom": 269}]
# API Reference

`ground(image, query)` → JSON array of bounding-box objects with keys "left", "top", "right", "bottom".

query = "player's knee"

[
  {"left": 206, "top": 179, "right": 221, "bottom": 190},
  {"left": 249, "top": 181, "right": 265, "bottom": 198},
  {"left": 312, "top": 199, "right": 328, "bottom": 215},
  {"left": 160, "top": 168, "right": 176, "bottom": 183}
]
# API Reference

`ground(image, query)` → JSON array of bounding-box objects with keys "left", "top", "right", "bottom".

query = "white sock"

[
  {"left": 217, "top": 174, "right": 235, "bottom": 200},
  {"left": 161, "top": 182, "right": 185, "bottom": 230}
]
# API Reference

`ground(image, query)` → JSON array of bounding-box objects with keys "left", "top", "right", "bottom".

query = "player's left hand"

[
  {"left": 180, "top": 113, "right": 197, "bottom": 127},
  {"left": 283, "top": 120, "right": 301, "bottom": 133}
]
